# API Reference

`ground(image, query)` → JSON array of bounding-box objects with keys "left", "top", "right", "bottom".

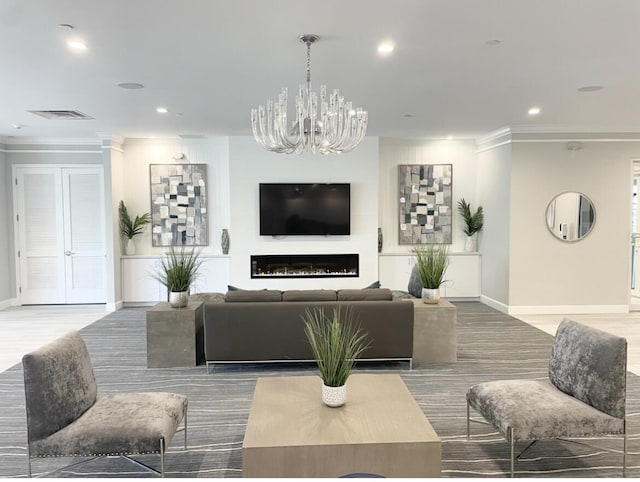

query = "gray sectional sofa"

[{"left": 203, "top": 288, "right": 414, "bottom": 370}]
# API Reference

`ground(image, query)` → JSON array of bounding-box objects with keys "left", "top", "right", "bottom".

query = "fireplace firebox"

[{"left": 251, "top": 254, "right": 359, "bottom": 279}]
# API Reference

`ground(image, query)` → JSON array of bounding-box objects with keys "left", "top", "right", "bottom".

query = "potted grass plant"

[
  {"left": 118, "top": 200, "right": 151, "bottom": 255},
  {"left": 303, "top": 307, "right": 370, "bottom": 407},
  {"left": 153, "top": 246, "right": 203, "bottom": 308},
  {"left": 457, "top": 198, "right": 484, "bottom": 252},
  {"left": 413, "top": 245, "right": 449, "bottom": 304}
]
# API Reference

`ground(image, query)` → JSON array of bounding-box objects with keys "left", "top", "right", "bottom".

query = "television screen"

[{"left": 259, "top": 183, "right": 351, "bottom": 236}]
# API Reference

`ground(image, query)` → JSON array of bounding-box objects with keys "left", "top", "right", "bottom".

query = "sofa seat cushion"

[
  {"left": 282, "top": 290, "right": 337, "bottom": 301},
  {"left": 337, "top": 288, "right": 392, "bottom": 301},
  {"left": 30, "top": 392, "right": 188, "bottom": 457},
  {"left": 225, "top": 290, "right": 282, "bottom": 303},
  {"left": 467, "top": 379, "right": 624, "bottom": 442}
]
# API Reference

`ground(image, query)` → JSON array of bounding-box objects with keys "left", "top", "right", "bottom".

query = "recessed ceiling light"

[
  {"left": 175, "top": 112, "right": 184, "bottom": 117},
  {"left": 66, "top": 40, "right": 88, "bottom": 52},
  {"left": 486, "top": 39, "right": 502, "bottom": 46},
  {"left": 403, "top": 114, "right": 414, "bottom": 118},
  {"left": 528, "top": 107, "right": 541, "bottom": 116},
  {"left": 58, "top": 23, "right": 74, "bottom": 30},
  {"left": 156, "top": 107, "right": 168, "bottom": 114},
  {"left": 117, "top": 82, "right": 144, "bottom": 90},
  {"left": 12, "top": 124, "right": 23, "bottom": 130},
  {"left": 377, "top": 42, "right": 395, "bottom": 55},
  {"left": 577, "top": 85, "right": 604, "bottom": 92}
]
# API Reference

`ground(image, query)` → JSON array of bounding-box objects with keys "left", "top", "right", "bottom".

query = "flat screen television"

[{"left": 259, "top": 183, "right": 351, "bottom": 236}]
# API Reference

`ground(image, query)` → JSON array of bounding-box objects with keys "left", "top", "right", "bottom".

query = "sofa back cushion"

[
  {"left": 225, "top": 290, "right": 282, "bottom": 302},
  {"left": 282, "top": 290, "right": 337, "bottom": 302},
  {"left": 337, "top": 288, "right": 392, "bottom": 301}
]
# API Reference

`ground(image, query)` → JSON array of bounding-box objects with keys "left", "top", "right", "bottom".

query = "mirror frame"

[{"left": 545, "top": 191, "right": 596, "bottom": 243}]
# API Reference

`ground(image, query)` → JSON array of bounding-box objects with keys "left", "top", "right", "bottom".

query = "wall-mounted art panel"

[
  {"left": 150, "top": 164, "right": 208, "bottom": 246},
  {"left": 398, "top": 164, "right": 452, "bottom": 244}
]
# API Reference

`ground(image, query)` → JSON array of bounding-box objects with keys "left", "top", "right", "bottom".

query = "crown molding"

[{"left": 1, "top": 136, "right": 102, "bottom": 146}]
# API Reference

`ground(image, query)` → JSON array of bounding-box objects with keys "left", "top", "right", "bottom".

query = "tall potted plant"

[
  {"left": 303, "top": 307, "right": 370, "bottom": 407},
  {"left": 118, "top": 200, "right": 151, "bottom": 255},
  {"left": 413, "top": 245, "right": 449, "bottom": 304},
  {"left": 457, "top": 198, "right": 484, "bottom": 252},
  {"left": 153, "top": 246, "right": 202, "bottom": 308}
]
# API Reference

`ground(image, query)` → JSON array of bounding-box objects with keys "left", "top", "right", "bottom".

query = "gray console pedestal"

[
  {"left": 146, "top": 300, "right": 204, "bottom": 368},
  {"left": 411, "top": 299, "right": 457, "bottom": 366}
]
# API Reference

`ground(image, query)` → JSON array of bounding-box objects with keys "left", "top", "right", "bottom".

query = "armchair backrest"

[
  {"left": 549, "top": 319, "right": 626, "bottom": 419},
  {"left": 22, "top": 331, "right": 98, "bottom": 443}
]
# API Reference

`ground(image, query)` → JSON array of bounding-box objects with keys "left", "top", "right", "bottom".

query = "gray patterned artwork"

[
  {"left": 398, "top": 164, "right": 452, "bottom": 244},
  {"left": 150, "top": 164, "right": 208, "bottom": 246}
]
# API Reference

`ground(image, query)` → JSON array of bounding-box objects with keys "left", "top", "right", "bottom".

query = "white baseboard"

[
  {"left": 0, "top": 298, "right": 17, "bottom": 310},
  {"left": 507, "top": 304, "right": 629, "bottom": 316},
  {"left": 480, "top": 295, "right": 509, "bottom": 314},
  {"left": 105, "top": 301, "right": 123, "bottom": 312}
]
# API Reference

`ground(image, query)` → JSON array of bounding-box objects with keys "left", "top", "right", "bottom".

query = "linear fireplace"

[{"left": 251, "top": 254, "right": 359, "bottom": 279}]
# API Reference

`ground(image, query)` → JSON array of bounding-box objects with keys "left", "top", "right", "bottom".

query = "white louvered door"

[{"left": 15, "top": 166, "right": 106, "bottom": 304}]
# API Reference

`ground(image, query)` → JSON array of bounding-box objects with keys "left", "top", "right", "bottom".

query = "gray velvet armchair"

[
  {"left": 466, "top": 319, "right": 627, "bottom": 477},
  {"left": 22, "top": 331, "right": 188, "bottom": 477}
]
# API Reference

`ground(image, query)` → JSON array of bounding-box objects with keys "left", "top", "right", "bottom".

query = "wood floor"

[
  {"left": 0, "top": 304, "right": 108, "bottom": 373},
  {"left": 0, "top": 303, "right": 639, "bottom": 375}
]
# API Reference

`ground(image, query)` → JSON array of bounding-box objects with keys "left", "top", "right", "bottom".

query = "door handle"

[{"left": 64, "top": 251, "right": 76, "bottom": 256}]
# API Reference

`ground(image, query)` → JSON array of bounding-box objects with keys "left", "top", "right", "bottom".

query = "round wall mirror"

[{"left": 545, "top": 192, "right": 595, "bottom": 242}]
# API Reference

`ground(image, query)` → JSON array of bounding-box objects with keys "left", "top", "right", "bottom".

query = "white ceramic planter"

[
  {"left": 464, "top": 234, "right": 478, "bottom": 252},
  {"left": 169, "top": 291, "right": 189, "bottom": 308},
  {"left": 322, "top": 383, "right": 346, "bottom": 407},
  {"left": 125, "top": 238, "right": 136, "bottom": 255},
  {"left": 421, "top": 287, "right": 440, "bottom": 304}
]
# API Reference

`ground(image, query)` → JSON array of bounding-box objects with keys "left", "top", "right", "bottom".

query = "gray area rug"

[{"left": 0, "top": 302, "right": 636, "bottom": 477}]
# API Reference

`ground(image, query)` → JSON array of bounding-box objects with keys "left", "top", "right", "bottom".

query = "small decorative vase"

[
  {"left": 322, "top": 383, "right": 346, "bottom": 408},
  {"left": 377, "top": 227, "right": 383, "bottom": 253},
  {"left": 422, "top": 287, "right": 440, "bottom": 304},
  {"left": 464, "top": 234, "right": 478, "bottom": 252},
  {"left": 221, "top": 229, "right": 230, "bottom": 255},
  {"left": 169, "top": 291, "right": 189, "bottom": 308},
  {"left": 125, "top": 238, "right": 135, "bottom": 256}
]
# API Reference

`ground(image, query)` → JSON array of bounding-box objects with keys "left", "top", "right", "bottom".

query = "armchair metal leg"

[
  {"left": 623, "top": 430, "right": 627, "bottom": 478},
  {"left": 184, "top": 411, "right": 188, "bottom": 450},
  {"left": 509, "top": 427, "right": 515, "bottom": 478},
  {"left": 160, "top": 438, "right": 165, "bottom": 478},
  {"left": 27, "top": 443, "right": 31, "bottom": 478}
]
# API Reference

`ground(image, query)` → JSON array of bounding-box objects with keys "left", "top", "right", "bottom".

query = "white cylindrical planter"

[
  {"left": 464, "top": 234, "right": 478, "bottom": 252},
  {"left": 322, "top": 384, "right": 346, "bottom": 407},
  {"left": 125, "top": 238, "right": 136, "bottom": 256},
  {"left": 421, "top": 287, "right": 440, "bottom": 304},
  {"left": 169, "top": 291, "right": 189, "bottom": 308}
]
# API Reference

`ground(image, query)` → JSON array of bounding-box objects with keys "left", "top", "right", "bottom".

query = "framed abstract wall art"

[
  {"left": 149, "top": 164, "right": 208, "bottom": 246},
  {"left": 398, "top": 164, "right": 452, "bottom": 244}
]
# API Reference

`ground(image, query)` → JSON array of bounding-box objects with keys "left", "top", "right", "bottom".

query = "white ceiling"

[{"left": 2, "top": 0, "right": 640, "bottom": 142}]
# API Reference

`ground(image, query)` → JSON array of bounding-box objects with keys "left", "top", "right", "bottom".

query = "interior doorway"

[
  {"left": 631, "top": 161, "right": 640, "bottom": 311},
  {"left": 13, "top": 165, "right": 107, "bottom": 305}
]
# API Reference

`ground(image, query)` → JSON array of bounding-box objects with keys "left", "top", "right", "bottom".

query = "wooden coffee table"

[{"left": 242, "top": 374, "right": 441, "bottom": 477}]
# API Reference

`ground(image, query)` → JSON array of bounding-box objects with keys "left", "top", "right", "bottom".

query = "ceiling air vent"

[{"left": 29, "top": 110, "right": 94, "bottom": 120}]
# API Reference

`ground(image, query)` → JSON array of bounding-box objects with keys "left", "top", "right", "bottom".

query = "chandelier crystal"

[{"left": 251, "top": 34, "right": 368, "bottom": 155}]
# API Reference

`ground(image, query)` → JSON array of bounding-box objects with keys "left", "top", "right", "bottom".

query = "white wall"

[
  {"left": 476, "top": 139, "right": 512, "bottom": 307},
  {"left": 0, "top": 145, "right": 10, "bottom": 305},
  {"left": 105, "top": 139, "right": 124, "bottom": 307},
  {"left": 121, "top": 138, "right": 230, "bottom": 255},
  {"left": 378, "top": 137, "right": 479, "bottom": 253},
  {"left": 228, "top": 136, "right": 379, "bottom": 290},
  {"left": 509, "top": 141, "right": 634, "bottom": 311}
]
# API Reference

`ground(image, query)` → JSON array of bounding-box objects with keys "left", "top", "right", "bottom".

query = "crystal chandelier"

[{"left": 251, "top": 34, "right": 368, "bottom": 155}]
